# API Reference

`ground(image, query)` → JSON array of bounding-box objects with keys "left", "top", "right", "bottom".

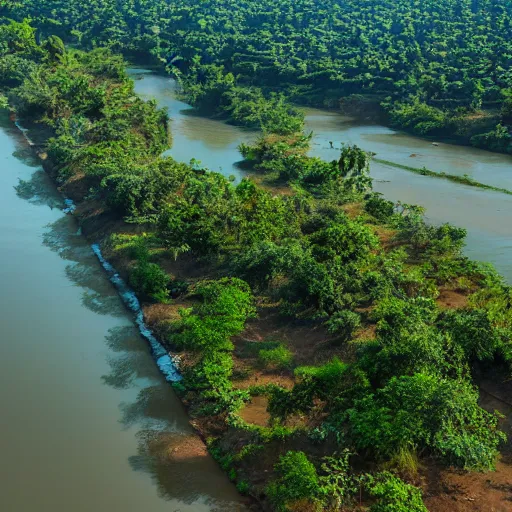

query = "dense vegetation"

[
  {"left": 3, "top": 15, "right": 512, "bottom": 512},
  {"left": 7, "top": 0, "right": 512, "bottom": 151}
]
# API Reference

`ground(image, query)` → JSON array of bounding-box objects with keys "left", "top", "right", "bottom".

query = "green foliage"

[
  {"left": 318, "top": 450, "right": 359, "bottom": 509},
  {"left": 42, "top": 35, "right": 65, "bottom": 65},
  {"left": 338, "top": 145, "right": 373, "bottom": 193},
  {"left": 0, "top": 19, "right": 41, "bottom": 59},
  {"left": 325, "top": 310, "right": 361, "bottom": 341},
  {"left": 11, "top": 0, "right": 512, "bottom": 153},
  {"left": 174, "top": 278, "right": 255, "bottom": 352},
  {"left": 368, "top": 472, "right": 427, "bottom": 512},
  {"left": 347, "top": 373, "right": 505, "bottom": 470},
  {"left": 258, "top": 343, "right": 293, "bottom": 370},
  {"left": 236, "top": 480, "right": 250, "bottom": 495},
  {"left": 387, "top": 99, "right": 450, "bottom": 135},
  {"left": 365, "top": 193, "right": 395, "bottom": 222},
  {"left": 266, "top": 451, "right": 321, "bottom": 511},
  {"left": 129, "top": 261, "right": 169, "bottom": 302},
  {"left": 183, "top": 65, "right": 304, "bottom": 134},
  {"left": 310, "top": 219, "right": 379, "bottom": 263},
  {"left": 438, "top": 309, "right": 503, "bottom": 364},
  {"left": 471, "top": 124, "right": 512, "bottom": 154},
  {"left": 174, "top": 279, "right": 254, "bottom": 394}
]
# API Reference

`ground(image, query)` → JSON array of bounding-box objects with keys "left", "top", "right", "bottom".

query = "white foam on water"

[
  {"left": 91, "top": 243, "right": 182, "bottom": 382},
  {"left": 14, "top": 120, "right": 35, "bottom": 146}
]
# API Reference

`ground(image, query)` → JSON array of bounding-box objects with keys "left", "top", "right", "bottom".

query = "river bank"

[{"left": 0, "top": 109, "right": 248, "bottom": 511}]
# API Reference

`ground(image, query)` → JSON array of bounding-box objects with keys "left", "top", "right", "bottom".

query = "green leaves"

[
  {"left": 368, "top": 472, "right": 427, "bottom": 512},
  {"left": 267, "top": 451, "right": 321, "bottom": 511},
  {"left": 175, "top": 278, "right": 254, "bottom": 393},
  {"left": 347, "top": 373, "right": 505, "bottom": 470}
]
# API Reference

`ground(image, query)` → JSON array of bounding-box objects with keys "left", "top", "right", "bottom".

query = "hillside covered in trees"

[
  {"left": 7, "top": 0, "right": 512, "bottom": 152},
  {"left": 2, "top": 7, "right": 512, "bottom": 512}
]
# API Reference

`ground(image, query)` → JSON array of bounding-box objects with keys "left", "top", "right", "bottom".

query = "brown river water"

[
  {"left": 129, "top": 69, "right": 512, "bottom": 282},
  {"left": 0, "top": 112, "right": 245, "bottom": 510},
  {"left": 1, "top": 66, "right": 512, "bottom": 512}
]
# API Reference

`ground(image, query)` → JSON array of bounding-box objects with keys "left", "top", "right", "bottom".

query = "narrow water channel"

[
  {"left": 129, "top": 69, "right": 512, "bottom": 282},
  {"left": 0, "top": 112, "right": 245, "bottom": 511}
]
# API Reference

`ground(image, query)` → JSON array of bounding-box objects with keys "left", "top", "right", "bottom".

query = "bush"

[
  {"left": 368, "top": 472, "right": 427, "bottom": 512},
  {"left": 129, "top": 261, "right": 170, "bottom": 301},
  {"left": 347, "top": 373, "right": 505, "bottom": 470},
  {"left": 365, "top": 193, "right": 395, "bottom": 222},
  {"left": 183, "top": 350, "right": 234, "bottom": 392},
  {"left": 258, "top": 343, "right": 293, "bottom": 370},
  {"left": 267, "top": 451, "right": 321, "bottom": 511},
  {"left": 387, "top": 99, "right": 450, "bottom": 135},
  {"left": 438, "top": 309, "right": 502, "bottom": 364},
  {"left": 325, "top": 310, "right": 361, "bottom": 341}
]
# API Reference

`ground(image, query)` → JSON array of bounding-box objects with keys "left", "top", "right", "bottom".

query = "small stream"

[{"left": 129, "top": 69, "right": 512, "bottom": 283}]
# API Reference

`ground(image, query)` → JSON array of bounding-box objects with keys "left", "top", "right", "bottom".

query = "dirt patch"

[
  {"left": 149, "top": 432, "right": 209, "bottom": 462},
  {"left": 342, "top": 202, "right": 364, "bottom": 218},
  {"left": 143, "top": 301, "right": 190, "bottom": 327},
  {"left": 237, "top": 306, "right": 339, "bottom": 367},
  {"left": 233, "top": 367, "right": 295, "bottom": 390},
  {"left": 424, "top": 462, "right": 512, "bottom": 512},
  {"left": 156, "top": 251, "right": 218, "bottom": 281},
  {"left": 437, "top": 289, "right": 469, "bottom": 309},
  {"left": 373, "top": 225, "right": 400, "bottom": 250},
  {"left": 239, "top": 396, "right": 271, "bottom": 427},
  {"left": 248, "top": 173, "right": 294, "bottom": 196}
]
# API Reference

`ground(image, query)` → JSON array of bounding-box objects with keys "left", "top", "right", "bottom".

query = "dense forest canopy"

[{"left": 7, "top": 0, "right": 512, "bottom": 150}]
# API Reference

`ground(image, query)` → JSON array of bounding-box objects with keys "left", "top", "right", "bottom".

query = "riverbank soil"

[{"left": 424, "top": 374, "right": 512, "bottom": 511}]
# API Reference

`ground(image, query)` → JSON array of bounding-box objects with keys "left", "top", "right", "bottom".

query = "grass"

[{"left": 374, "top": 158, "right": 512, "bottom": 196}]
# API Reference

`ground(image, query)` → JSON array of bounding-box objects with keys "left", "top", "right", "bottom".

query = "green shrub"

[
  {"left": 438, "top": 309, "right": 502, "bottom": 364},
  {"left": 236, "top": 480, "right": 250, "bottom": 494},
  {"left": 325, "top": 310, "right": 361, "bottom": 341},
  {"left": 266, "top": 451, "right": 321, "bottom": 511},
  {"left": 347, "top": 373, "right": 505, "bottom": 470},
  {"left": 129, "top": 261, "right": 169, "bottom": 301},
  {"left": 319, "top": 451, "right": 359, "bottom": 509},
  {"left": 365, "top": 193, "right": 395, "bottom": 222},
  {"left": 258, "top": 343, "right": 293, "bottom": 370},
  {"left": 183, "top": 350, "right": 234, "bottom": 392},
  {"left": 368, "top": 472, "right": 427, "bottom": 512}
]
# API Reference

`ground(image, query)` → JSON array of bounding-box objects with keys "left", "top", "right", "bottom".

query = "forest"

[
  {"left": 2, "top": 6, "right": 512, "bottom": 512},
  {"left": 6, "top": 0, "right": 512, "bottom": 152}
]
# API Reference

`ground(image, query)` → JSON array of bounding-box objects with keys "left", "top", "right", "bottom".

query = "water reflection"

[
  {"left": 6, "top": 117, "right": 246, "bottom": 511},
  {"left": 15, "top": 170, "right": 63, "bottom": 208},
  {"left": 101, "top": 326, "right": 156, "bottom": 389}
]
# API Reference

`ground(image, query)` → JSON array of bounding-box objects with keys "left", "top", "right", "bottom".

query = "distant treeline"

[{"left": 6, "top": 0, "right": 512, "bottom": 152}]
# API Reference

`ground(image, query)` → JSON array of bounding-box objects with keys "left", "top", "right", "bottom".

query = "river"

[
  {"left": 130, "top": 69, "right": 512, "bottom": 283},
  {"left": 0, "top": 111, "right": 245, "bottom": 511}
]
